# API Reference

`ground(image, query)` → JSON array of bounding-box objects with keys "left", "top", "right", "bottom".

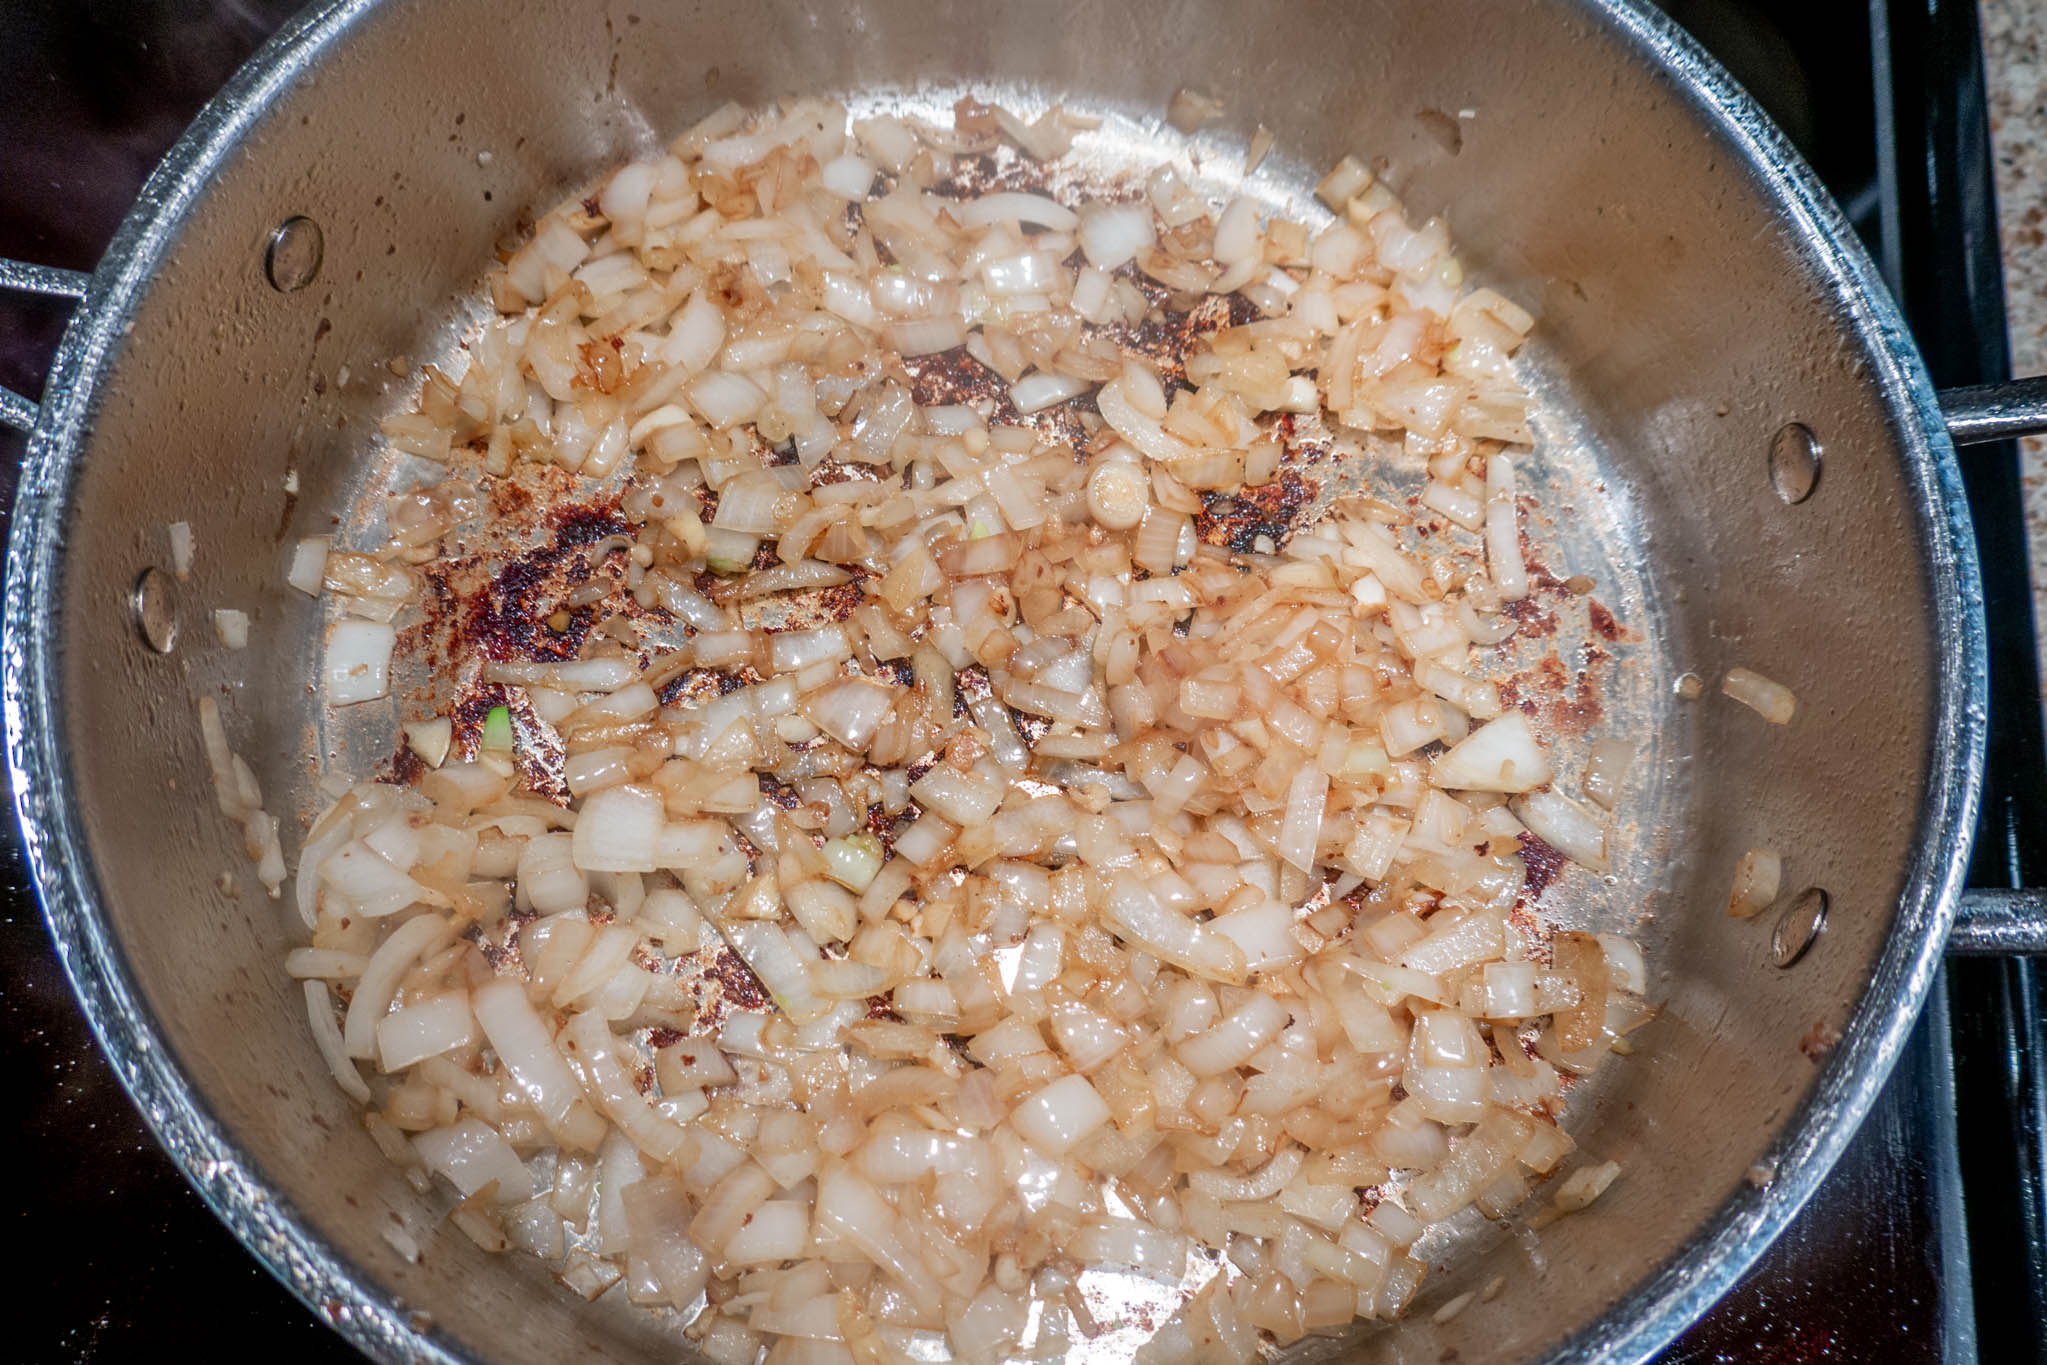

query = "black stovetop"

[{"left": 2, "top": 1, "right": 2040, "bottom": 1361}]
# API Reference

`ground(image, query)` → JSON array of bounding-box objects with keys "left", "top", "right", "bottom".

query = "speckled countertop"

[{"left": 1983, "top": 0, "right": 2047, "bottom": 689}]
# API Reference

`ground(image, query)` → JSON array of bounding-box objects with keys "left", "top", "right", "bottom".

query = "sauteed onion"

[{"left": 259, "top": 96, "right": 1651, "bottom": 1361}]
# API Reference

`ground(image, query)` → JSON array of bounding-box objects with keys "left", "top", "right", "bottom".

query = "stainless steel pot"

[{"left": 6, "top": 0, "right": 2047, "bottom": 1361}]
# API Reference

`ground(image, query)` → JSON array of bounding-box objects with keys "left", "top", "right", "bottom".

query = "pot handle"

[
  {"left": 0, "top": 258, "right": 92, "bottom": 435},
  {"left": 1937, "top": 380, "right": 2047, "bottom": 955},
  {"left": 1939, "top": 376, "right": 2047, "bottom": 445},
  {"left": 1951, "top": 889, "right": 2047, "bottom": 955}
]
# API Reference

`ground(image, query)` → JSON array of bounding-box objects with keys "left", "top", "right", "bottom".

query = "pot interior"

[{"left": 32, "top": 0, "right": 1954, "bottom": 1359}]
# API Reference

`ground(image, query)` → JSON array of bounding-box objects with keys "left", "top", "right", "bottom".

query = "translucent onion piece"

[
  {"left": 1432, "top": 713, "right": 1552, "bottom": 793},
  {"left": 472, "top": 978, "right": 586, "bottom": 1131},
  {"left": 342, "top": 914, "right": 453, "bottom": 1060},
  {"left": 416, "top": 1117, "right": 534, "bottom": 1202},
  {"left": 1511, "top": 788, "right": 1610, "bottom": 872},
  {"left": 1583, "top": 737, "right": 1635, "bottom": 810},
  {"left": 1722, "top": 667, "right": 1797, "bottom": 724},
  {"left": 1485, "top": 455, "right": 1527, "bottom": 602},
  {"left": 286, "top": 536, "right": 329, "bottom": 595},
  {"left": 572, "top": 784, "right": 665, "bottom": 873},
  {"left": 1078, "top": 202, "right": 1156, "bottom": 270},
  {"left": 1009, "top": 1074, "right": 1112, "bottom": 1155},
  {"left": 324, "top": 621, "right": 395, "bottom": 705},
  {"left": 1727, "top": 847, "right": 1783, "bottom": 918},
  {"left": 303, "top": 980, "right": 370, "bottom": 1103}
]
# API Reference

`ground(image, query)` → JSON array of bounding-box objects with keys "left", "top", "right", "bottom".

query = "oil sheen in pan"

[{"left": 304, "top": 85, "right": 1681, "bottom": 1353}]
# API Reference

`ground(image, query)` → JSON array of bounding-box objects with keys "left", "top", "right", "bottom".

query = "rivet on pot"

[
  {"left": 265, "top": 215, "right": 324, "bottom": 292},
  {"left": 1768, "top": 423, "right": 1822, "bottom": 504},
  {"left": 1771, "top": 887, "right": 1828, "bottom": 967},
  {"left": 132, "top": 567, "right": 180, "bottom": 654}
]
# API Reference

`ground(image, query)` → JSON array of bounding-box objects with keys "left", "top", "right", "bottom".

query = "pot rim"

[{"left": 0, "top": 1, "right": 1988, "bottom": 1361}]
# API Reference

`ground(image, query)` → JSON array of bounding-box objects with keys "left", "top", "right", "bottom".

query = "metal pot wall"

[{"left": 4, "top": 0, "right": 2045, "bottom": 1360}]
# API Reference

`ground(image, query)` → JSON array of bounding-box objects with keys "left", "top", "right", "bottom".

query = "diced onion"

[
  {"left": 725, "top": 1199, "right": 810, "bottom": 1263},
  {"left": 956, "top": 191, "right": 1080, "bottom": 231},
  {"left": 1276, "top": 767, "right": 1328, "bottom": 872},
  {"left": 689, "top": 371, "right": 767, "bottom": 429},
  {"left": 1727, "top": 848, "right": 1782, "bottom": 918},
  {"left": 1511, "top": 788, "right": 1610, "bottom": 873},
  {"left": 1432, "top": 713, "right": 1553, "bottom": 793},
  {"left": 1178, "top": 994, "right": 1289, "bottom": 1076},
  {"left": 167, "top": 521, "right": 195, "bottom": 579},
  {"left": 342, "top": 914, "right": 453, "bottom": 1060},
  {"left": 212, "top": 608, "right": 250, "bottom": 649},
  {"left": 1078, "top": 203, "right": 1156, "bottom": 271},
  {"left": 803, "top": 680, "right": 897, "bottom": 751},
  {"left": 1485, "top": 455, "right": 1527, "bottom": 602},
  {"left": 1722, "top": 667, "right": 1797, "bottom": 724},
  {"left": 1316, "top": 155, "right": 1373, "bottom": 210},
  {"left": 819, "top": 154, "right": 876, "bottom": 200},
  {"left": 821, "top": 833, "right": 884, "bottom": 892},
  {"left": 288, "top": 537, "right": 332, "bottom": 596},
  {"left": 1009, "top": 1074, "right": 1111, "bottom": 1155},
  {"left": 1245, "top": 124, "right": 1274, "bottom": 173},
  {"left": 1189, "top": 1145, "right": 1304, "bottom": 1202},
  {"left": 1166, "top": 88, "right": 1225, "bottom": 134},
  {"left": 473, "top": 978, "right": 586, "bottom": 1131},
  {"left": 1009, "top": 371, "right": 1093, "bottom": 414},
  {"left": 403, "top": 717, "right": 453, "bottom": 768},
  {"left": 271, "top": 102, "right": 1634, "bottom": 1361},
  {"left": 376, "top": 991, "right": 478, "bottom": 1071},
  {"left": 1552, "top": 1159, "right": 1622, "bottom": 1213},
  {"left": 1583, "top": 738, "right": 1635, "bottom": 809},
  {"left": 303, "top": 981, "right": 369, "bottom": 1103},
  {"left": 324, "top": 621, "right": 395, "bottom": 705},
  {"left": 1104, "top": 878, "right": 1246, "bottom": 984},
  {"left": 572, "top": 784, "right": 665, "bottom": 873},
  {"left": 415, "top": 1117, "right": 534, "bottom": 1202},
  {"left": 886, "top": 317, "right": 969, "bottom": 357}
]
